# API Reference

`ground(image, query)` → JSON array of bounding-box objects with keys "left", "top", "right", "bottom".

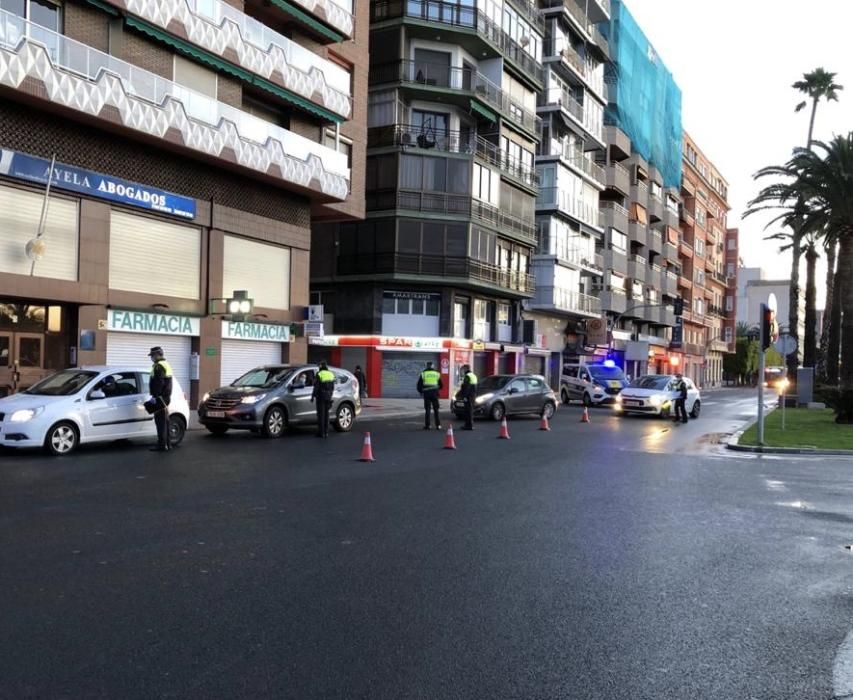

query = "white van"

[{"left": 560, "top": 360, "right": 629, "bottom": 406}]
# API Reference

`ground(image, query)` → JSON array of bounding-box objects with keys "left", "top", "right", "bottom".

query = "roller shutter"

[
  {"left": 381, "top": 352, "right": 439, "bottom": 398},
  {"left": 220, "top": 340, "right": 283, "bottom": 386},
  {"left": 106, "top": 333, "right": 192, "bottom": 399}
]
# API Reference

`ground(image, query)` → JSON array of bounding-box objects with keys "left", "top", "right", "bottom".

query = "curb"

[{"left": 726, "top": 410, "right": 853, "bottom": 456}]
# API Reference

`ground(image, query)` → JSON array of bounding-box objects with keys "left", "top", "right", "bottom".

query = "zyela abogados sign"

[
  {"left": 108, "top": 309, "right": 200, "bottom": 336},
  {"left": 0, "top": 149, "right": 196, "bottom": 219}
]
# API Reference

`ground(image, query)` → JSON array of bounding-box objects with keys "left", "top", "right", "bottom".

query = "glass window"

[
  {"left": 17, "top": 337, "right": 42, "bottom": 367},
  {"left": 382, "top": 296, "right": 395, "bottom": 314},
  {"left": 93, "top": 371, "right": 140, "bottom": 398},
  {"left": 527, "top": 377, "right": 543, "bottom": 391},
  {"left": 400, "top": 155, "right": 423, "bottom": 190},
  {"left": 426, "top": 299, "right": 440, "bottom": 316},
  {"left": 411, "top": 298, "right": 424, "bottom": 315},
  {"left": 25, "top": 370, "right": 98, "bottom": 396},
  {"left": 423, "top": 157, "right": 446, "bottom": 191}
]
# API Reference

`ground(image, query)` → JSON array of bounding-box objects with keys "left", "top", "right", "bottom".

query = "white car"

[
  {"left": 0, "top": 366, "right": 190, "bottom": 456},
  {"left": 615, "top": 374, "right": 701, "bottom": 419}
]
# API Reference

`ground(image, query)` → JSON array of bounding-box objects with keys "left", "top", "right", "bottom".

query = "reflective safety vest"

[
  {"left": 420, "top": 369, "right": 441, "bottom": 388},
  {"left": 316, "top": 369, "right": 336, "bottom": 383},
  {"left": 150, "top": 359, "right": 173, "bottom": 377},
  {"left": 465, "top": 371, "right": 478, "bottom": 385}
]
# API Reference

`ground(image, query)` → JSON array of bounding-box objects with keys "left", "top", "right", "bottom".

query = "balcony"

[
  {"left": 664, "top": 241, "right": 679, "bottom": 263},
  {"left": 678, "top": 236, "right": 694, "bottom": 258},
  {"left": 371, "top": 60, "right": 541, "bottom": 136},
  {"left": 505, "top": 0, "right": 545, "bottom": 33},
  {"left": 595, "top": 286, "right": 627, "bottom": 313},
  {"left": 630, "top": 179, "right": 648, "bottom": 206},
  {"left": 530, "top": 287, "right": 602, "bottom": 317},
  {"left": 267, "top": 0, "right": 353, "bottom": 40},
  {"left": 648, "top": 193, "right": 663, "bottom": 222},
  {"left": 604, "top": 161, "right": 630, "bottom": 194},
  {"left": 663, "top": 206, "right": 679, "bottom": 229},
  {"left": 99, "top": 0, "right": 352, "bottom": 118},
  {"left": 541, "top": 83, "right": 604, "bottom": 145},
  {"left": 338, "top": 252, "right": 535, "bottom": 295},
  {"left": 648, "top": 229, "right": 663, "bottom": 253},
  {"left": 544, "top": 38, "right": 605, "bottom": 100},
  {"left": 370, "top": 190, "right": 537, "bottom": 245},
  {"left": 684, "top": 342, "right": 706, "bottom": 357},
  {"left": 663, "top": 270, "right": 678, "bottom": 295},
  {"left": 541, "top": 0, "right": 594, "bottom": 38},
  {"left": 537, "top": 235, "right": 603, "bottom": 273},
  {"left": 370, "top": 0, "right": 544, "bottom": 87},
  {"left": 546, "top": 142, "right": 605, "bottom": 186},
  {"left": 627, "top": 254, "right": 647, "bottom": 283},
  {"left": 537, "top": 187, "right": 602, "bottom": 229},
  {"left": 599, "top": 201, "right": 629, "bottom": 232},
  {"left": 628, "top": 219, "right": 647, "bottom": 247},
  {"left": 603, "top": 248, "right": 627, "bottom": 275},
  {"left": 0, "top": 10, "right": 349, "bottom": 200}
]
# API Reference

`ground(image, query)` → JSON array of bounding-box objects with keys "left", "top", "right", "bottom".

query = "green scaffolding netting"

[{"left": 602, "top": 0, "right": 683, "bottom": 189}]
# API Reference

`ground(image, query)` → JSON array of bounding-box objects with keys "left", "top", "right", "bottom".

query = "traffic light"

[
  {"left": 673, "top": 298, "right": 684, "bottom": 316},
  {"left": 760, "top": 303, "right": 778, "bottom": 351}
]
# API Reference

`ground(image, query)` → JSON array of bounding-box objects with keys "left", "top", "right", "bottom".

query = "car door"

[
  {"left": 576, "top": 369, "right": 592, "bottom": 400},
  {"left": 84, "top": 372, "right": 147, "bottom": 440},
  {"left": 685, "top": 379, "right": 699, "bottom": 412},
  {"left": 502, "top": 378, "right": 527, "bottom": 415},
  {"left": 285, "top": 369, "right": 316, "bottom": 422},
  {"left": 524, "top": 376, "right": 546, "bottom": 414}
]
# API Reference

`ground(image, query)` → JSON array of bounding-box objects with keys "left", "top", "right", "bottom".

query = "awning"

[
  {"left": 470, "top": 99, "right": 498, "bottom": 124},
  {"left": 525, "top": 347, "right": 551, "bottom": 357},
  {"left": 270, "top": 0, "right": 346, "bottom": 43},
  {"left": 631, "top": 203, "right": 648, "bottom": 225},
  {"left": 125, "top": 17, "right": 344, "bottom": 124}
]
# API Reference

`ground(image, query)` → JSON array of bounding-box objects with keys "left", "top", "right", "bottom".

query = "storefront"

[
  {"left": 105, "top": 309, "right": 199, "bottom": 394},
  {"left": 220, "top": 320, "right": 290, "bottom": 386}
]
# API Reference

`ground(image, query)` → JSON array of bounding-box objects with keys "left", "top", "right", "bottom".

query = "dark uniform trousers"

[
  {"left": 316, "top": 398, "right": 331, "bottom": 437},
  {"left": 423, "top": 389, "right": 440, "bottom": 428},
  {"left": 154, "top": 397, "right": 171, "bottom": 447},
  {"left": 674, "top": 398, "right": 688, "bottom": 423}
]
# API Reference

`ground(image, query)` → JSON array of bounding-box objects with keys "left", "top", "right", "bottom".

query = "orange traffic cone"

[
  {"left": 539, "top": 414, "right": 551, "bottom": 431},
  {"left": 443, "top": 425, "right": 457, "bottom": 450},
  {"left": 359, "top": 432, "right": 375, "bottom": 461},
  {"left": 498, "top": 416, "right": 511, "bottom": 439},
  {"left": 580, "top": 407, "right": 590, "bottom": 423}
]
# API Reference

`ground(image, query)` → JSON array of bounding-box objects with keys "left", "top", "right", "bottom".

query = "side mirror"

[
  {"left": 89, "top": 389, "right": 106, "bottom": 400},
  {"left": 507, "top": 387, "right": 517, "bottom": 395},
  {"left": 288, "top": 384, "right": 297, "bottom": 392}
]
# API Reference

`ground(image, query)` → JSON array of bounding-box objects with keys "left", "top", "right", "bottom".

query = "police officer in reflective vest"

[
  {"left": 673, "top": 372, "right": 688, "bottom": 424},
  {"left": 417, "top": 361, "right": 443, "bottom": 430},
  {"left": 148, "top": 346, "right": 173, "bottom": 451},
  {"left": 312, "top": 362, "right": 336, "bottom": 437},
  {"left": 459, "top": 364, "right": 478, "bottom": 430}
]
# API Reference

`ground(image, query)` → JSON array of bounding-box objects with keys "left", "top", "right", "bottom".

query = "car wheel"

[
  {"left": 44, "top": 421, "right": 79, "bottom": 456},
  {"left": 262, "top": 406, "right": 286, "bottom": 438},
  {"left": 542, "top": 401, "right": 556, "bottom": 419},
  {"left": 333, "top": 402, "right": 355, "bottom": 432},
  {"left": 560, "top": 388, "right": 570, "bottom": 405},
  {"left": 206, "top": 425, "right": 229, "bottom": 437},
  {"left": 490, "top": 402, "right": 505, "bottom": 421},
  {"left": 690, "top": 400, "right": 701, "bottom": 419},
  {"left": 169, "top": 415, "right": 186, "bottom": 446},
  {"left": 582, "top": 393, "right": 592, "bottom": 407}
]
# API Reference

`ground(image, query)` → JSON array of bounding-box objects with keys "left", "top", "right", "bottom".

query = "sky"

[{"left": 621, "top": 0, "right": 853, "bottom": 307}]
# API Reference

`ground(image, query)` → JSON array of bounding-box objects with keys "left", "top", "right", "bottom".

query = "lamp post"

[{"left": 780, "top": 377, "right": 790, "bottom": 431}]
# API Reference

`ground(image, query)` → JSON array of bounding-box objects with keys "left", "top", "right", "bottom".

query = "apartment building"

[
  {"left": 310, "top": 0, "right": 546, "bottom": 397},
  {"left": 678, "top": 133, "right": 733, "bottom": 387},
  {"left": 0, "top": 0, "right": 365, "bottom": 402},
  {"left": 523, "top": 0, "right": 609, "bottom": 387}
]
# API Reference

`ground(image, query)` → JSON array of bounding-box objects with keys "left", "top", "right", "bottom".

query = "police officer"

[
  {"left": 417, "top": 361, "right": 443, "bottom": 430},
  {"left": 148, "top": 346, "right": 173, "bottom": 451},
  {"left": 673, "top": 372, "right": 688, "bottom": 424},
  {"left": 312, "top": 362, "right": 336, "bottom": 437},
  {"left": 459, "top": 364, "right": 478, "bottom": 430}
]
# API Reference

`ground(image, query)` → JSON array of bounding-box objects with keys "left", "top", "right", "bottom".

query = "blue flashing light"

[{"left": 603, "top": 359, "right": 616, "bottom": 368}]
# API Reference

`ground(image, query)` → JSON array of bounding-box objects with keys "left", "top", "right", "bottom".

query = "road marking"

[{"left": 833, "top": 630, "right": 853, "bottom": 699}]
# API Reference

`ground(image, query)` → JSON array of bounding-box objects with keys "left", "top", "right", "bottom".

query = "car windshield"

[
  {"left": 24, "top": 370, "right": 98, "bottom": 396},
  {"left": 479, "top": 376, "right": 513, "bottom": 392},
  {"left": 631, "top": 376, "right": 671, "bottom": 390},
  {"left": 231, "top": 367, "right": 293, "bottom": 388},
  {"left": 588, "top": 365, "right": 625, "bottom": 380}
]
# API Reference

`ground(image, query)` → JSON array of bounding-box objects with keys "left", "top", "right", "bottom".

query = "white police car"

[{"left": 0, "top": 366, "right": 190, "bottom": 456}]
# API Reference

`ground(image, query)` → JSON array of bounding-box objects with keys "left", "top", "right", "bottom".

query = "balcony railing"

[
  {"left": 368, "top": 190, "right": 537, "bottom": 244},
  {"left": 541, "top": 84, "right": 603, "bottom": 143},
  {"left": 541, "top": 0, "right": 593, "bottom": 36},
  {"left": 684, "top": 342, "right": 706, "bottom": 357},
  {"left": 109, "top": 0, "right": 351, "bottom": 117},
  {"left": 562, "top": 146, "right": 605, "bottom": 185},
  {"left": 505, "top": 0, "right": 545, "bottom": 32},
  {"left": 370, "top": 0, "right": 544, "bottom": 84},
  {"left": 338, "top": 252, "right": 535, "bottom": 293},
  {"left": 599, "top": 201, "right": 629, "bottom": 218},
  {"left": 532, "top": 287, "right": 602, "bottom": 315},
  {"left": 544, "top": 38, "right": 605, "bottom": 97},
  {"left": 0, "top": 9, "right": 349, "bottom": 199},
  {"left": 537, "top": 187, "right": 602, "bottom": 228},
  {"left": 371, "top": 60, "right": 541, "bottom": 134},
  {"left": 537, "top": 235, "right": 602, "bottom": 272},
  {"left": 367, "top": 124, "right": 539, "bottom": 188}
]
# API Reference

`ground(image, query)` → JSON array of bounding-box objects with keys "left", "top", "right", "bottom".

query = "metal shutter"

[
  {"left": 220, "top": 340, "right": 282, "bottom": 386},
  {"left": 381, "top": 352, "right": 439, "bottom": 398},
  {"left": 106, "top": 333, "right": 192, "bottom": 399},
  {"left": 222, "top": 236, "right": 290, "bottom": 310}
]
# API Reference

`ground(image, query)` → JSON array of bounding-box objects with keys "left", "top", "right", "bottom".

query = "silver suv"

[{"left": 198, "top": 364, "right": 361, "bottom": 438}]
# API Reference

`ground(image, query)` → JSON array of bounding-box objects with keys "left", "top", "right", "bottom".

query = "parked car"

[
  {"left": 615, "top": 374, "right": 701, "bottom": 418},
  {"left": 560, "top": 360, "right": 629, "bottom": 406},
  {"left": 0, "top": 366, "right": 190, "bottom": 456},
  {"left": 452, "top": 374, "right": 557, "bottom": 422},
  {"left": 198, "top": 364, "right": 361, "bottom": 438}
]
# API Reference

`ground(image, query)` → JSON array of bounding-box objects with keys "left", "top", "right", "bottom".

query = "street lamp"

[
  {"left": 779, "top": 377, "right": 790, "bottom": 431},
  {"left": 208, "top": 290, "right": 254, "bottom": 322}
]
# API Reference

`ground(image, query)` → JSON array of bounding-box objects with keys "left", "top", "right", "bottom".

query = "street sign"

[
  {"left": 773, "top": 333, "right": 797, "bottom": 356},
  {"left": 586, "top": 316, "right": 608, "bottom": 346}
]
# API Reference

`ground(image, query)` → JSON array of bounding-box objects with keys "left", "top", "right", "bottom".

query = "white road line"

[{"left": 833, "top": 630, "right": 853, "bottom": 699}]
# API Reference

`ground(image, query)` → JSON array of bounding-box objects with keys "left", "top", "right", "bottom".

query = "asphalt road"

[{"left": 2, "top": 388, "right": 853, "bottom": 699}]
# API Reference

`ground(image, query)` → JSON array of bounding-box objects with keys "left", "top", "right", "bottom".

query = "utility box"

[{"left": 797, "top": 367, "right": 814, "bottom": 405}]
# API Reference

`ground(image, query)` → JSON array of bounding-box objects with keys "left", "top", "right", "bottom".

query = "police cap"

[{"left": 148, "top": 346, "right": 164, "bottom": 357}]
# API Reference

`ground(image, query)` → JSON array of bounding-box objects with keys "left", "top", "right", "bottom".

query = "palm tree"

[
  {"left": 817, "top": 239, "right": 837, "bottom": 382},
  {"left": 783, "top": 69, "right": 844, "bottom": 377},
  {"left": 749, "top": 135, "right": 853, "bottom": 389}
]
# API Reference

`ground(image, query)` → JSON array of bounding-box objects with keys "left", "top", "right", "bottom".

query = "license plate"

[
  {"left": 624, "top": 400, "right": 641, "bottom": 407},
  {"left": 207, "top": 410, "right": 226, "bottom": 418}
]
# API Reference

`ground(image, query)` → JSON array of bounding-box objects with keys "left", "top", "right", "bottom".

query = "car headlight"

[
  {"left": 475, "top": 392, "right": 494, "bottom": 405},
  {"left": 649, "top": 395, "right": 663, "bottom": 407},
  {"left": 615, "top": 394, "right": 623, "bottom": 403},
  {"left": 10, "top": 407, "right": 44, "bottom": 422},
  {"left": 594, "top": 384, "right": 605, "bottom": 393},
  {"left": 241, "top": 393, "right": 267, "bottom": 404},
  {"left": 201, "top": 392, "right": 210, "bottom": 404}
]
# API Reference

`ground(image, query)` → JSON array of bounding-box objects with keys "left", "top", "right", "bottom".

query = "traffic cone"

[
  {"left": 359, "top": 432, "right": 375, "bottom": 462},
  {"left": 539, "top": 414, "right": 551, "bottom": 431},
  {"left": 580, "top": 407, "right": 590, "bottom": 423},
  {"left": 498, "top": 416, "right": 511, "bottom": 439},
  {"left": 443, "top": 425, "right": 457, "bottom": 450}
]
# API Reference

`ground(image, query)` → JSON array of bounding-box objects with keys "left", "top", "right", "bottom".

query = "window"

[
  {"left": 726, "top": 296, "right": 733, "bottom": 312},
  {"left": 7, "top": 0, "right": 62, "bottom": 31},
  {"left": 173, "top": 55, "right": 217, "bottom": 98},
  {"left": 610, "top": 228, "right": 627, "bottom": 252},
  {"left": 93, "top": 372, "right": 140, "bottom": 398},
  {"left": 473, "top": 163, "right": 495, "bottom": 203},
  {"left": 244, "top": 94, "right": 290, "bottom": 128},
  {"left": 454, "top": 301, "right": 468, "bottom": 338},
  {"left": 727, "top": 262, "right": 735, "bottom": 277},
  {"left": 727, "top": 238, "right": 736, "bottom": 251},
  {"left": 725, "top": 326, "right": 733, "bottom": 344},
  {"left": 527, "top": 377, "right": 544, "bottom": 391},
  {"left": 695, "top": 239, "right": 705, "bottom": 257},
  {"left": 323, "top": 128, "right": 353, "bottom": 169}
]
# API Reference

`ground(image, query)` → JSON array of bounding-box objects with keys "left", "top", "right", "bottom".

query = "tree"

[
  {"left": 817, "top": 239, "right": 837, "bottom": 382},
  {"left": 793, "top": 68, "right": 843, "bottom": 148}
]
